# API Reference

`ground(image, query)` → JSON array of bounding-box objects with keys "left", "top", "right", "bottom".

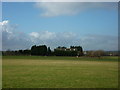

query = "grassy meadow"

[{"left": 2, "top": 56, "right": 118, "bottom": 88}]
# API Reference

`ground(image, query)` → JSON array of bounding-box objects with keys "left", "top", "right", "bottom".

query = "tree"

[
  {"left": 94, "top": 50, "right": 105, "bottom": 58},
  {"left": 70, "top": 46, "right": 83, "bottom": 56},
  {"left": 86, "top": 50, "right": 105, "bottom": 58},
  {"left": 47, "top": 47, "right": 51, "bottom": 56},
  {"left": 31, "top": 45, "right": 37, "bottom": 55},
  {"left": 31, "top": 45, "right": 47, "bottom": 56}
]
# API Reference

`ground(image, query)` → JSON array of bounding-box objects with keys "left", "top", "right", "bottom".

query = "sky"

[{"left": 1, "top": 2, "right": 118, "bottom": 51}]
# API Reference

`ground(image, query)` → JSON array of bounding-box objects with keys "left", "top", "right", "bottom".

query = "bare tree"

[{"left": 87, "top": 50, "right": 105, "bottom": 58}]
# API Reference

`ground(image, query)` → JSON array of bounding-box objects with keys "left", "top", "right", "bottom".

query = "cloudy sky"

[{"left": 1, "top": 2, "right": 118, "bottom": 51}]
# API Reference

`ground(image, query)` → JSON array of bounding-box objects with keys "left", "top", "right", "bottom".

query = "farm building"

[{"left": 54, "top": 46, "right": 83, "bottom": 56}]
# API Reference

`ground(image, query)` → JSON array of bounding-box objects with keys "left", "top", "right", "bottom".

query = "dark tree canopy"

[
  {"left": 47, "top": 47, "right": 52, "bottom": 56},
  {"left": 31, "top": 45, "right": 47, "bottom": 56},
  {"left": 2, "top": 45, "right": 85, "bottom": 56}
]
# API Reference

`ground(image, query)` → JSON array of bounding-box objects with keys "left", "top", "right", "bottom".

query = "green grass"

[
  {"left": 2, "top": 56, "right": 118, "bottom": 61},
  {"left": 2, "top": 56, "right": 118, "bottom": 88}
]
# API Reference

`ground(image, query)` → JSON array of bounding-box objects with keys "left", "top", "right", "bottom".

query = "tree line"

[
  {"left": 2, "top": 45, "right": 83, "bottom": 56},
  {"left": 2, "top": 45, "right": 118, "bottom": 57}
]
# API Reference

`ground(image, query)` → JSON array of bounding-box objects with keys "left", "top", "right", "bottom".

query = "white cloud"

[
  {"left": 36, "top": 2, "right": 81, "bottom": 17},
  {"left": 35, "top": 2, "right": 117, "bottom": 17},
  {"left": 0, "top": 20, "right": 9, "bottom": 26},
  {"left": 29, "top": 31, "right": 56, "bottom": 40},
  {"left": 0, "top": 20, "right": 118, "bottom": 51},
  {"left": 29, "top": 32, "right": 39, "bottom": 38},
  {"left": 0, "top": 20, "right": 32, "bottom": 50},
  {"left": 0, "top": 20, "right": 12, "bottom": 34},
  {"left": 80, "top": 35, "right": 118, "bottom": 51},
  {"left": 28, "top": 31, "right": 77, "bottom": 49}
]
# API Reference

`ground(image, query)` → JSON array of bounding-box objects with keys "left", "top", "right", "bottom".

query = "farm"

[{"left": 2, "top": 56, "right": 118, "bottom": 88}]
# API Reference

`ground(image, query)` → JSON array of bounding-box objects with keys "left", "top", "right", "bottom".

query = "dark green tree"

[{"left": 47, "top": 47, "right": 51, "bottom": 56}]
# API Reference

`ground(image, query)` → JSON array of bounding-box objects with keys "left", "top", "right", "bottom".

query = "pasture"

[{"left": 2, "top": 56, "right": 118, "bottom": 88}]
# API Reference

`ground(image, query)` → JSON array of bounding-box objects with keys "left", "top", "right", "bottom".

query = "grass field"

[{"left": 2, "top": 56, "right": 118, "bottom": 88}]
